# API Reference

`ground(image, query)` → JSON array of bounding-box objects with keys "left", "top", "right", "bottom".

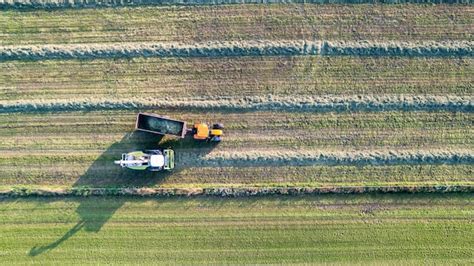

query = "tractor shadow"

[{"left": 29, "top": 131, "right": 218, "bottom": 256}]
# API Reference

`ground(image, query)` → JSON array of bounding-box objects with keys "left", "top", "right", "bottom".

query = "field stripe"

[
  {"left": 2, "top": 149, "right": 471, "bottom": 166},
  {"left": 1, "top": 5, "right": 470, "bottom": 45},
  {"left": 0, "top": 0, "right": 470, "bottom": 9},
  {"left": 1, "top": 41, "right": 472, "bottom": 61},
  {"left": 1, "top": 95, "right": 472, "bottom": 113},
  {"left": 2, "top": 57, "right": 471, "bottom": 101}
]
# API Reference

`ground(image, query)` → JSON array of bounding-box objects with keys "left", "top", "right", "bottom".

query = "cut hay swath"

[
  {"left": 1, "top": 184, "right": 472, "bottom": 197},
  {"left": 0, "top": 40, "right": 472, "bottom": 61},
  {"left": 3, "top": 149, "right": 471, "bottom": 167},
  {"left": 177, "top": 149, "right": 474, "bottom": 167},
  {"left": 1, "top": 95, "right": 472, "bottom": 113}
]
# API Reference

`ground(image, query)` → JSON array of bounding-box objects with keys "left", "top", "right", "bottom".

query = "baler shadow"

[{"left": 29, "top": 131, "right": 218, "bottom": 256}]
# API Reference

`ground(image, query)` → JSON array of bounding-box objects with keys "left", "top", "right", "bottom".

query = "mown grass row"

[
  {"left": 1, "top": 184, "right": 473, "bottom": 197},
  {"left": 0, "top": 163, "right": 473, "bottom": 188},
  {"left": 1, "top": 57, "right": 471, "bottom": 100},
  {"left": 2, "top": 149, "right": 472, "bottom": 167},
  {"left": 0, "top": 195, "right": 472, "bottom": 264},
  {"left": 177, "top": 149, "right": 474, "bottom": 166},
  {"left": 1, "top": 164, "right": 472, "bottom": 187},
  {"left": 1, "top": 5, "right": 471, "bottom": 45},
  {"left": 1, "top": 40, "right": 472, "bottom": 61},
  {"left": 1, "top": 95, "right": 473, "bottom": 113}
]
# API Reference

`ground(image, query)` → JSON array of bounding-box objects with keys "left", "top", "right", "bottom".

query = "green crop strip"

[{"left": 0, "top": 195, "right": 472, "bottom": 264}]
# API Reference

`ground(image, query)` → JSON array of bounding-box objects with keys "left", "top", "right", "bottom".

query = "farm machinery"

[
  {"left": 135, "top": 113, "right": 224, "bottom": 142},
  {"left": 114, "top": 149, "right": 174, "bottom": 171},
  {"left": 114, "top": 113, "right": 223, "bottom": 171}
]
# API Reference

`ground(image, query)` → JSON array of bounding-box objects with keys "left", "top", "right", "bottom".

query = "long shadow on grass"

[{"left": 29, "top": 131, "right": 218, "bottom": 256}]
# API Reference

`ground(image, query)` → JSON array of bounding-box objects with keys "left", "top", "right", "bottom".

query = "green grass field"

[
  {"left": 0, "top": 2, "right": 472, "bottom": 264},
  {"left": 1, "top": 194, "right": 472, "bottom": 264}
]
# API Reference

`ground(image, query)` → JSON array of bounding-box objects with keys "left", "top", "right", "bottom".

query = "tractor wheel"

[
  {"left": 213, "top": 123, "right": 224, "bottom": 129},
  {"left": 144, "top": 150, "right": 161, "bottom": 155}
]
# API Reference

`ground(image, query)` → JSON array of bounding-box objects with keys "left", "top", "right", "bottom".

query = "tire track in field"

[
  {"left": 0, "top": 0, "right": 467, "bottom": 9},
  {"left": 176, "top": 149, "right": 474, "bottom": 167},
  {"left": 1, "top": 95, "right": 472, "bottom": 113},
  {"left": 1, "top": 40, "right": 472, "bottom": 61}
]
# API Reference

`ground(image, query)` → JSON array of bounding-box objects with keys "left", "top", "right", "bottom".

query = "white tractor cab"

[{"left": 114, "top": 149, "right": 174, "bottom": 171}]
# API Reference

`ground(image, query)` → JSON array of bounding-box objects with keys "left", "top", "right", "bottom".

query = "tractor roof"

[
  {"left": 150, "top": 155, "right": 165, "bottom": 167},
  {"left": 195, "top": 123, "right": 209, "bottom": 139}
]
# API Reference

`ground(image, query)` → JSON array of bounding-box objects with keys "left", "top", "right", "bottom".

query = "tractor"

[{"left": 114, "top": 149, "right": 174, "bottom": 171}]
